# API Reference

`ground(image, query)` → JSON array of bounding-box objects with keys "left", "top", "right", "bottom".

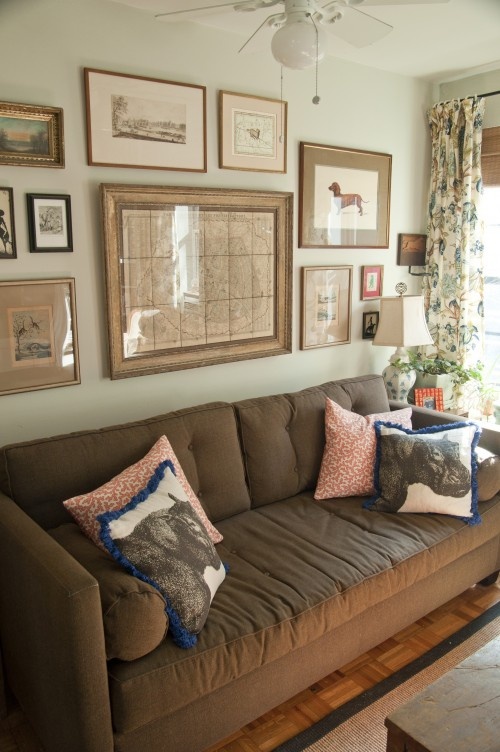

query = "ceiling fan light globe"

[{"left": 271, "top": 20, "right": 326, "bottom": 70}]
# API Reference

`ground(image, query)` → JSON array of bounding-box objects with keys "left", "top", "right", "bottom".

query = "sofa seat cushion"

[{"left": 106, "top": 492, "right": 500, "bottom": 734}]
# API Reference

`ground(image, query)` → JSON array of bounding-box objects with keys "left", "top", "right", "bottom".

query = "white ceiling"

[{"left": 104, "top": 0, "right": 500, "bottom": 82}]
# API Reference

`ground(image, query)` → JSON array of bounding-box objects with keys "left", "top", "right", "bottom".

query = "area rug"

[{"left": 275, "top": 600, "right": 500, "bottom": 752}]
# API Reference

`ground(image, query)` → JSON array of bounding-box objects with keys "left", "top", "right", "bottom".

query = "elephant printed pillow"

[{"left": 364, "top": 421, "right": 481, "bottom": 525}]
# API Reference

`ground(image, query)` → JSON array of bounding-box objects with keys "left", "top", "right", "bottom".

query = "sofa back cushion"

[
  {"left": 234, "top": 375, "right": 390, "bottom": 507},
  {"left": 0, "top": 402, "right": 250, "bottom": 529}
]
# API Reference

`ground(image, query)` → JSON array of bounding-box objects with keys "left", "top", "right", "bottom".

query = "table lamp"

[{"left": 373, "top": 283, "right": 434, "bottom": 401}]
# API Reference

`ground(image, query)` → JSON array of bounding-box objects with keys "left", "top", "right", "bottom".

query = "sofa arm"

[{"left": 0, "top": 494, "right": 113, "bottom": 752}]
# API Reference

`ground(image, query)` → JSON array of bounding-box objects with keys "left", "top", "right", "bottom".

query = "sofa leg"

[{"left": 478, "top": 570, "right": 499, "bottom": 586}]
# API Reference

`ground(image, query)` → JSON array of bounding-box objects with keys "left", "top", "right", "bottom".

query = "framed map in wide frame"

[{"left": 100, "top": 184, "right": 293, "bottom": 378}]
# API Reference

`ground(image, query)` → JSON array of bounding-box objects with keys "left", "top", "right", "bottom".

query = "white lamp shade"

[
  {"left": 373, "top": 295, "right": 434, "bottom": 348},
  {"left": 271, "top": 19, "right": 326, "bottom": 69}
]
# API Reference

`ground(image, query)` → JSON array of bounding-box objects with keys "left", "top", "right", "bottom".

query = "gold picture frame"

[
  {"left": 0, "top": 101, "right": 64, "bottom": 168},
  {"left": 218, "top": 90, "right": 287, "bottom": 173},
  {"left": 0, "top": 278, "right": 80, "bottom": 396},
  {"left": 299, "top": 142, "right": 391, "bottom": 248},
  {"left": 84, "top": 68, "right": 207, "bottom": 172},
  {"left": 301, "top": 266, "right": 352, "bottom": 349},
  {"left": 101, "top": 183, "right": 293, "bottom": 378}
]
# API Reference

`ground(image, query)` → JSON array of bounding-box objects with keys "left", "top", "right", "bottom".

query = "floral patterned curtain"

[{"left": 423, "top": 97, "right": 485, "bottom": 407}]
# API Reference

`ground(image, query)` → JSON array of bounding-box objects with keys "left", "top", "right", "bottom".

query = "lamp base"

[{"left": 382, "top": 364, "right": 416, "bottom": 402}]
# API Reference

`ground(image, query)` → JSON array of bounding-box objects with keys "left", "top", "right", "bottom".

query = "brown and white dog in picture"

[{"left": 328, "top": 182, "right": 368, "bottom": 216}]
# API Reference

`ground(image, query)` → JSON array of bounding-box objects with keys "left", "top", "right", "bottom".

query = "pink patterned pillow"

[
  {"left": 63, "top": 435, "right": 222, "bottom": 547},
  {"left": 314, "top": 399, "right": 412, "bottom": 499}
]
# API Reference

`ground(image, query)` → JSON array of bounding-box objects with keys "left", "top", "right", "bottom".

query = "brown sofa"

[{"left": 0, "top": 374, "right": 499, "bottom": 752}]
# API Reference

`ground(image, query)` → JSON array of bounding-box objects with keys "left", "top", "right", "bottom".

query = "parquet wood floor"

[{"left": 1, "top": 579, "right": 499, "bottom": 752}]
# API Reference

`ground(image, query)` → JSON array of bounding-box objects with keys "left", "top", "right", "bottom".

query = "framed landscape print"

[
  {"left": 0, "top": 278, "right": 80, "bottom": 396},
  {"left": 0, "top": 101, "right": 64, "bottom": 168},
  {"left": 84, "top": 68, "right": 207, "bottom": 172},
  {"left": 27, "top": 194, "right": 73, "bottom": 252},
  {"left": 100, "top": 183, "right": 293, "bottom": 378},
  {"left": 301, "top": 266, "right": 352, "bottom": 349},
  {"left": 218, "top": 90, "right": 287, "bottom": 173},
  {"left": 299, "top": 142, "right": 391, "bottom": 248},
  {"left": 0, "top": 187, "right": 16, "bottom": 259}
]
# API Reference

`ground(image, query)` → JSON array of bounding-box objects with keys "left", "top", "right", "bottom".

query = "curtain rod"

[{"left": 459, "top": 90, "right": 500, "bottom": 100}]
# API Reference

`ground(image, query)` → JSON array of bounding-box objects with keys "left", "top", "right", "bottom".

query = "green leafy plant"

[{"left": 393, "top": 352, "right": 484, "bottom": 386}]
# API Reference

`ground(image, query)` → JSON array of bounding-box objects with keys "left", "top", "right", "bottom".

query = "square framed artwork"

[
  {"left": 84, "top": 68, "right": 207, "bottom": 172},
  {"left": 301, "top": 266, "right": 352, "bottom": 349},
  {"left": 362, "top": 311, "right": 379, "bottom": 340},
  {"left": 218, "top": 90, "right": 287, "bottom": 173},
  {"left": 361, "top": 265, "right": 383, "bottom": 300},
  {"left": 0, "top": 101, "right": 64, "bottom": 168},
  {"left": 0, "top": 187, "right": 16, "bottom": 259},
  {"left": 101, "top": 183, "right": 293, "bottom": 378},
  {"left": 26, "top": 194, "right": 73, "bottom": 252},
  {"left": 0, "top": 278, "right": 80, "bottom": 396},
  {"left": 414, "top": 387, "right": 444, "bottom": 411},
  {"left": 299, "top": 141, "right": 391, "bottom": 248},
  {"left": 397, "top": 233, "right": 427, "bottom": 266}
]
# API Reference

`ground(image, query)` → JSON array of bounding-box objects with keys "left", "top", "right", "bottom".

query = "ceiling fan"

[{"left": 154, "top": 0, "right": 450, "bottom": 70}]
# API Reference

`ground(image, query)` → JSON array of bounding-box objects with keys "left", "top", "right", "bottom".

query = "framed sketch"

[
  {"left": 361, "top": 265, "right": 383, "bottom": 300},
  {"left": 398, "top": 233, "right": 427, "bottom": 266},
  {"left": 301, "top": 266, "right": 352, "bottom": 349},
  {"left": 0, "top": 187, "right": 16, "bottom": 259},
  {"left": 362, "top": 311, "right": 379, "bottom": 340},
  {"left": 0, "top": 278, "right": 80, "bottom": 396},
  {"left": 414, "top": 387, "right": 444, "bottom": 411},
  {"left": 0, "top": 101, "right": 64, "bottom": 168},
  {"left": 27, "top": 194, "right": 73, "bottom": 252},
  {"left": 218, "top": 90, "right": 287, "bottom": 173},
  {"left": 101, "top": 183, "right": 293, "bottom": 378},
  {"left": 299, "top": 142, "right": 391, "bottom": 248},
  {"left": 84, "top": 68, "right": 206, "bottom": 172}
]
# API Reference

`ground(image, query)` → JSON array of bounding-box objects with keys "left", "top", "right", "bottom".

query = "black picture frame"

[
  {"left": 0, "top": 187, "right": 16, "bottom": 259},
  {"left": 26, "top": 193, "right": 73, "bottom": 253},
  {"left": 362, "top": 311, "right": 379, "bottom": 340}
]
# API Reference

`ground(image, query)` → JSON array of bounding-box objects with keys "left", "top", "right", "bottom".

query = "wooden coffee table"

[{"left": 385, "top": 636, "right": 500, "bottom": 751}]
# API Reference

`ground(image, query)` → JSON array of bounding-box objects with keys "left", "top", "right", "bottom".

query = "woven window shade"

[{"left": 482, "top": 126, "right": 500, "bottom": 186}]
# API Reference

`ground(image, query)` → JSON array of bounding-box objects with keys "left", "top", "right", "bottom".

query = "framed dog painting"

[{"left": 299, "top": 142, "right": 392, "bottom": 249}]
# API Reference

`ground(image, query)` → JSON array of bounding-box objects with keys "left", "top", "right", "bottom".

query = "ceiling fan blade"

[
  {"left": 327, "top": 5, "right": 392, "bottom": 47},
  {"left": 356, "top": 0, "right": 450, "bottom": 6}
]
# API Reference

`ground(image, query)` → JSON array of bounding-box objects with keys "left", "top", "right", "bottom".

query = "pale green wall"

[
  {"left": 1, "top": 0, "right": 434, "bottom": 445},
  {"left": 439, "top": 69, "right": 500, "bottom": 127}
]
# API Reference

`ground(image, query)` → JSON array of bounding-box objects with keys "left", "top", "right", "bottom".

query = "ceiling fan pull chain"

[
  {"left": 311, "top": 14, "right": 320, "bottom": 105},
  {"left": 279, "top": 66, "right": 285, "bottom": 143}
]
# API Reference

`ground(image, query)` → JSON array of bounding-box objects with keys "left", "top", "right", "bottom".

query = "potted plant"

[{"left": 393, "top": 352, "right": 484, "bottom": 409}]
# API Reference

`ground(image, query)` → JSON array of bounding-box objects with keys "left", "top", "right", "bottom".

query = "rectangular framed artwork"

[
  {"left": 101, "top": 183, "right": 293, "bottom": 378},
  {"left": 361, "top": 265, "right": 383, "bottom": 300},
  {"left": 414, "top": 387, "right": 444, "bottom": 411},
  {"left": 299, "top": 142, "right": 391, "bottom": 248},
  {"left": 218, "top": 90, "right": 287, "bottom": 173},
  {"left": 0, "top": 187, "right": 16, "bottom": 259},
  {"left": 26, "top": 194, "right": 73, "bottom": 252},
  {"left": 362, "top": 311, "right": 379, "bottom": 340},
  {"left": 0, "top": 101, "right": 64, "bottom": 168},
  {"left": 0, "top": 278, "right": 80, "bottom": 396},
  {"left": 301, "top": 266, "right": 352, "bottom": 350},
  {"left": 397, "top": 233, "right": 427, "bottom": 266},
  {"left": 84, "top": 68, "right": 207, "bottom": 172}
]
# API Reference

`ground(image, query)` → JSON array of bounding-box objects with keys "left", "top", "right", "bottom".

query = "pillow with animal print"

[
  {"left": 98, "top": 459, "right": 226, "bottom": 649},
  {"left": 364, "top": 421, "right": 482, "bottom": 525},
  {"left": 314, "top": 399, "right": 412, "bottom": 499}
]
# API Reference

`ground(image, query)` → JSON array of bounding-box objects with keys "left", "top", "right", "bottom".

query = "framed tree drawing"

[
  {"left": 101, "top": 184, "right": 293, "bottom": 378},
  {"left": 218, "top": 90, "right": 287, "bottom": 173},
  {"left": 26, "top": 193, "right": 73, "bottom": 252},
  {"left": 84, "top": 68, "right": 206, "bottom": 172},
  {"left": 299, "top": 142, "right": 391, "bottom": 248},
  {"left": 0, "top": 278, "right": 80, "bottom": 396},
  {"left": 301, "top": 266, "right": 352, "bottom": 349}
]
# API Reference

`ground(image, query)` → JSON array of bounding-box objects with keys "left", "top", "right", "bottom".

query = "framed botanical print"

[
  {"left": 0, "top": 187, "right": 16, "bottom": 259},
  {"left": 218, "top": 90, "right": 287, "bottom": 173},
  {"left": 361, "top": 265, "right": 383, "bottom": 300}
]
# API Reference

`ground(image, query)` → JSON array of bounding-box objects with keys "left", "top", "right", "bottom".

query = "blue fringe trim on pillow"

[
  {"left": 98, "top": 459, "right": 201, "bottom": 649},
  {"left": 363, "top": 420, "right": 482, "bottom": 525}
]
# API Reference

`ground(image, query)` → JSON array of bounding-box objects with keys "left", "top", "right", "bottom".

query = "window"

[{"left": 482, "top": 126, "right": 500, "bottom": 386}]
